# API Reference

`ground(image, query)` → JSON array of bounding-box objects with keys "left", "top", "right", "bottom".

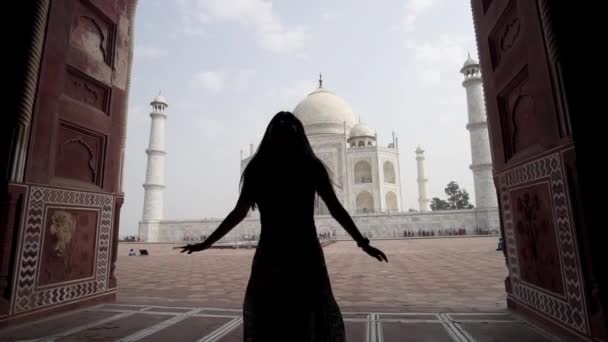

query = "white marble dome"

[
  {"left": 350, "top": 122, "right": 375, "bottom": 138},
  {"left": 293, "top": 88, "right": 357, "bottom": 135}
]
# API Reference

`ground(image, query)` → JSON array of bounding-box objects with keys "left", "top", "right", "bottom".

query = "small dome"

[
  {"left": 460, "top": 53, "right": 479, "bottom": 73},
  {"left": 151, "top": 95, "right": 168, "bottom": 105},
  {"left": 350, "top": 122, "right": 375, "bottom": 138},
  {"left": 293, "top": 88, "right": 357, "bottom": 135}
]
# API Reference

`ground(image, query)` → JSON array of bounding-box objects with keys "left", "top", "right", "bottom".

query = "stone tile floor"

[
  {"left": 115, "top": 238, "right": 508, "bottom": 309},
  {"left": 0, "top": 303, "right": 561, "bottom": 341},
  {"left": 1, "top": 238, "right": 563, "bottom": 341}
]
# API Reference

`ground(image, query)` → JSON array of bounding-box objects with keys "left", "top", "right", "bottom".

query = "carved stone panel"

[
  {"left": 70, "top": 0, "right": 115, "bottom": 66},
  {"left": 511, "top": 183, "right": 564, "bottom": 295},
  {"left": 498, "top": 67, "right": 544, "bottom": 160},
  {"left": 489, "top": 1, "right": 521, "bottom": 70},
  {"left": 482, "top": 0, "right": 494, "bottom": 13},
  {"left": 64, "top": 67, "right": 111, "bottom": 113},
  {"left": 498, "top": 152, "right": 589, "bottom": 334},
  {"left": 37, "top": 208, "right": 98, "bottom": 287},
  {"left": 55, "top": 121, "right": 106, "bottom": 187},
  {"left": 11, "top": 185, "right": 113, "bottom": 315}
]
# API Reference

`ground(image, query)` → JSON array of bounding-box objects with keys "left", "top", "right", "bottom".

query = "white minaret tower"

[
  {"left": 140, "top": 94, "right": 168, "bottom": 242},
  {"left": 415, "top": 146, "right": 430, "bottom": 212},
  {"left": 461, "top": 54, "right": 497, "bottom": 213}
]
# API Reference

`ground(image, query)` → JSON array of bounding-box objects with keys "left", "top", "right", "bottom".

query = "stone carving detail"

[
  {"left": 39, "top": 208, "right": 98, "bottom": 287},
  {"left": 49, "top": 211, "right": 76, "bottom": 261},
  {"left": 500, "top": 18, "right": 520, "bottom": 52},
  {"left": 512, "top": 187, "right": 564, "bottom": 295},
  {"left": 65, "top": 138, "right": 96, "bottom": 179},
  {"left": 55, "top": 122, "right": 105, "bottom": 186},
  {"left": 498, "top": 153, "right": 589, "bottom": 334},
  {"left": 498, "top": 68, "right": 539, "bottom": 160},
  {"left": 482, "top": 0, "right": 494, "bottom": 13},
  {"left": 64, "top": 67, "right": 111, "bottom": 113},
  {"left": 11, "top": 186, "right": 113, "bottom": 314},
  {"left": 489, "top": 1, "right": 520, "bottom": 69},
  {"left": 70, "top": 1, "right": 115, "bottom": 66}
]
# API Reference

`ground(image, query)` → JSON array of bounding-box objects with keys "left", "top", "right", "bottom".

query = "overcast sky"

[{"left": 120, "top": 0, "right": 480, "bottom": 237}]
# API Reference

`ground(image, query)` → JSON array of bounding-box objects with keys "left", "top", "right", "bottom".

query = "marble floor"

[{"left": 0, "top": 303, "right": 560, "bottom": 341}]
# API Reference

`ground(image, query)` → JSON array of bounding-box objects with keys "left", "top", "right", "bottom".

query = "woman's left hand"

[{"left": 174, "top": 244, "right": 205, "bottom": 254}]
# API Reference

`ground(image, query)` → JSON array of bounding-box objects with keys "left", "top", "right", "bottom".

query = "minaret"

[
  {"left": 140, "top": 94, "right": 168, "bottom": 242},
  {"left": 461, "top": 54, "right": 497, "bottom": 211},
  {"left": 415, "top": 146, "right": 430, "bottom": 212}
]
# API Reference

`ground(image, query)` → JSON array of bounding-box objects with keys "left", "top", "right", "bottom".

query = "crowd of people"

[
  {"left": 318, "top": 232, "right": 335, "bottom": 239},
  {"left": 177, "top": 227, "right": 498, "bottom": 242},
  {"left": 402, "top": 227, "right": 498, "bottom": 237},
  {"left": 121, "top": 235, "right": 139, "bottom": 242}
]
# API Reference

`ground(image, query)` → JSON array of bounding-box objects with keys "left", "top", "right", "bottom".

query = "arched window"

[
  {"left": 383, "top": 161, "right": 396, "bottom": 184},
  {"left": 367, "top": 141, "right": 373, "bottom": 146},
  {"left": 357, "top": 141, "right": 365, "bottom": 147},
  {"left": 354, "top": 161, "right": 372, "bottom": 184},
  {"left": 386, "top": 191, "right": 398, "bottom": 211},
  {"left": 356, "top": 191, "right": 374, "bottom": 213}
]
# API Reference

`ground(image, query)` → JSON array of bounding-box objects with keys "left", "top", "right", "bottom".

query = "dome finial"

[{"left": 318, "top": 73, "right": 323, "bottom": 88}]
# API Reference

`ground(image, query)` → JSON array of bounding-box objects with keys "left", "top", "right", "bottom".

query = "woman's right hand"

[{"left": 362, "top": 245, "right": 388, "bottom": 262}]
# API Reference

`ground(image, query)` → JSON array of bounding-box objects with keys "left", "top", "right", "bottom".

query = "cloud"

[
  {"left": 268, "top": 79, "right": 316, "bottom": 109},
  {"left": 194, "top": 115, "right": 225, "bottom": 140},
  {"left": 405, "top": 34, "right": 474, "bottom": 86},
  {"left": 189, "top": 71, "right": 225, "bottom": 94},
  {"left": 176, "top": 0, "right": 207, "bottom": 36},
  {"left": 134, "top": 46, "right": 169, "bottom": 59},
  {"left": 419, "top": 69, "right": 441, "bottom": 86},
  {"left": 400, "top": 0, "right": 435, "bottom": 34},
  {"left": 176, "top": 0, "right": 309, "bottom": 52},
  {"left": 235, "top": 69, "right": 257, "bottom": 91},
  {"left": 412, "top": 34, "right": 471, "bottom": 68},
  {"left": 322, "top": 12, "right": 333, "bottom": 21},
  {"left": 127, "top": 104, "right": 150, "bottom": 129}
]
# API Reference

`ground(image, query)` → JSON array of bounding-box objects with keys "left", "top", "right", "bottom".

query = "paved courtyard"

[
  {"left": 1, "top": 238, "right": 563, "bottom": 341},
  {"left": 116, "top": 237, "right": 508, "bottom": 310}
]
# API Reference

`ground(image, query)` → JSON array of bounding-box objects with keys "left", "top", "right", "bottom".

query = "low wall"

[{"left": 139, "top": 208, "right": 500, "bottom": 243}]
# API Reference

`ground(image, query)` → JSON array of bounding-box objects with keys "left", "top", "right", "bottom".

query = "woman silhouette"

[{"left": 178, "top": 112, "right": 388, "bottom": 341}]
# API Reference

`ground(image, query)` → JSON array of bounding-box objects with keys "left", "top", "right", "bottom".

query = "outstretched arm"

[
  {"left": 316, "top": 162, "right": 388, "bottom": 262},
  {"left": 317, "top": 177, "right": 365, "bottom": 245},
  {"left": 179, "top": 184, "right": 252, "bottom": 254}
]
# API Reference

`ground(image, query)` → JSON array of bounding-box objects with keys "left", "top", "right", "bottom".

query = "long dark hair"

[{"left": 240, "top": 111, "right": 333, "bottom": 209}]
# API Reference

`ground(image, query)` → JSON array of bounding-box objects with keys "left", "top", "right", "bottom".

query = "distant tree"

[
  {"left": 430, "top": 197, "right": 450, "bottom": 211},
  {"left": 444, "top": 181, "right": 474, "bottom": 209}
]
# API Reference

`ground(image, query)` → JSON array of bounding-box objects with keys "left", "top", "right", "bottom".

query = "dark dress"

[{"left": 242, "top": 161, "right": 346, "bottom": 341}]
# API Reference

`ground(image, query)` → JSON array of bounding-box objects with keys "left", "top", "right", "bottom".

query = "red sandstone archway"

[{"left": 1, "top": 2, "right": 605, "bottom": 341}]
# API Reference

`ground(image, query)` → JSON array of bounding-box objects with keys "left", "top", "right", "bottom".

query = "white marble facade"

[{"left": 241, "top": 82, "right": 402, "bottom": 215}]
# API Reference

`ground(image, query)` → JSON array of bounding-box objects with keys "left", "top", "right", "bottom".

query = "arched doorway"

[
  {"left": 383, "top": 161, "right": 396, "bottom": 184},
  {"left": 356, "top": 191, "right": 374, "bottom": 213},
  {"left": 354, "top": 160, "right": 372, "bottom": 184},
  {"left": 385, "top": 191, "right": 398, "bottom": 212}
]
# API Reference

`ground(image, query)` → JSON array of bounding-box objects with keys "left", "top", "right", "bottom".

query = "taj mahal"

[
  {"left": 241, "top": 76, "right": 403, "bottom": 216},
  {"left": 139, "top": 56, "right": 500, "bottom": 243}
]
